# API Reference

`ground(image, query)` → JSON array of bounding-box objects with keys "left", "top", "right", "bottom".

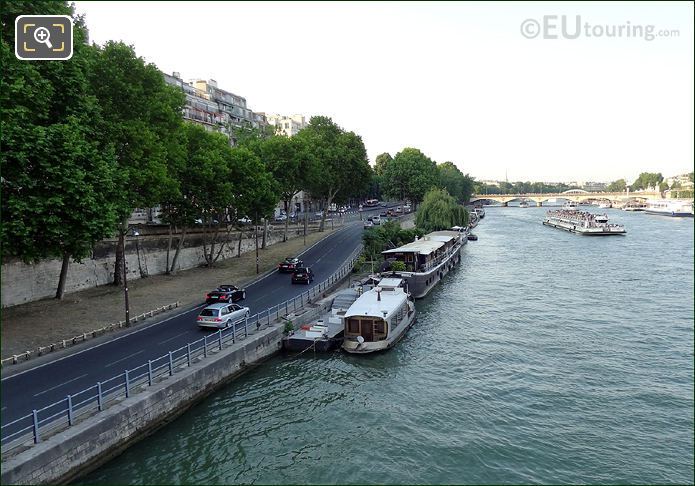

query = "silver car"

[{"left": 197, "top": 303, "right": 250, "bottom": 330}]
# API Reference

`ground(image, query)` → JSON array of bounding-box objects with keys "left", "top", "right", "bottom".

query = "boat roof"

[
  {"left": 382, "top": 232, "right": 457, "bottom": 256},
  {"left": 332, "top": 288, "right": 360, "bottom": 311},
  {"left": 344, "top": 287, "right": 408, "bottom": 319},
  {"left": 377, "top": 277, "right": 404, "bottom": 288}
]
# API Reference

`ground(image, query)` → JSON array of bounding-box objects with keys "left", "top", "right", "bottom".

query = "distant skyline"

[{"left": 74, "top": 1, "right": 693, "bottom": 183}]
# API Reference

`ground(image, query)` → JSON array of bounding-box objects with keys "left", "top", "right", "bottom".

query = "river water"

[{"left": 78, "top": 206, "right": 694, "bottom": 484}]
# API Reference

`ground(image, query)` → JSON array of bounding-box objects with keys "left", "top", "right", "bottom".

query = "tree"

[
  {"left": 689, "top": 172, "right": 694, "bottom": 183},
  {"left": 1, "top": 1, "right": 121, "bottom": 299},
  {"left": 630, "top": 172, "right": 663, "bottom": 191},
  {"left": 297, "top": 117, "right": 371, "bottom": 231},
  {"left": 382, "top": 148, "right": 438, "bottom": 207},
  {"left": 607, "top": 179, "right": 627, "bottom": 192},
  {"left": 437, "top": 161, "right": 475, "bottom": 204},
  {"left": 87, "top": 41, "right": 186, "bottom": 285},
  {"left": 374, "top": 152, "right": 393, "bottom": 176},
  {"left": 415, "top": 188, "right": 468, "bottom": 232}
]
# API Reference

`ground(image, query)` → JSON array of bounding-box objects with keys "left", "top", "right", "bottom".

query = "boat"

[
  {"left": 380, "top": 230, "right": 466, "bottom": 298},
  {"left": 283, "top": 288, "right": 361, "bottom": 352},
  {"left": 467, "top": 233, "right": 478, "bottom": 241},
  {"left": 562, "top": 201, "right": 578, "bottom": 210},
  {"left": 542, "top": 209, "right": 626, "bottom": 236},
  {"left": 474, "top": 207, "right": 485, "bottom": 218},
  {"left": 622, "top": 201, "right": 647, "bottom": 211},
  {"left": 598, "top": 201, "right": 612, "bottom": 209},
  {"left": 644, "top": 199, "right": 694, "bottom": 217},
  {"left": 342, "top": 277, "right": 416, "bottom": 354},
  {"left": 468, "top": 211, "right": 479, "bottom": 228},
  {"left": 519, "top": 201, "right": 529, "bottom": 208}
]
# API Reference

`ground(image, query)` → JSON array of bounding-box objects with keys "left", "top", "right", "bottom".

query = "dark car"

[
  {"left": 278, "top": 257, "right": 303, "bottom": 273},
  {"left": 204, "top": 284, "right": 246, "bottom": 304},
  {"left": 291, "top": 267, "right": 314, "bottom": 284}
]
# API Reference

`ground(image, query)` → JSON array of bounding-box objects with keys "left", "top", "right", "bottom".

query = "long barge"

[{"left": 543, "top": 210, "right": 626, "bottom": 236}]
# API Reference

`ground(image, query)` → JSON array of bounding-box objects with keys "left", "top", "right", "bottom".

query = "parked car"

[
  {"left": 291, "top": 267, "right": 314, "bottom": 284},
  {"left": 238, "top": 216, "right": 252, "bottom": 225},
  {"left": 315, "top": 211, "right": 324, "bottom": 217},
  {"left": 363, "top": 220, "right": 374, "bottom": 229},
  {"left": 371, "top": 215, "right": 381, "bottom": 225},
  {"left": 275, "top": 214, "right": 287, "bottom": 222},
  {"left": 403, "top": 204, "right": 412, "bottom": 213},
  {"left": 278, "top": 257, "right": 303, "bottom": 273},
  {"left": 396, "top": 206, "right": 403, "bottom": 213},
  {"left": 380, "top": 210, "right": 388, "bottom": 217},
  {"left": 197, "top": 303, "right": 250, "bottom": 330},
  {"left": 205, "top": 285, "right": 246, "bottom": 304}
]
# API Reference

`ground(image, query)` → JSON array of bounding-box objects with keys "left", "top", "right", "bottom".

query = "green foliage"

[
  {"left": 415, "top": 188, "right": 469, "bottom": 232},
  {"left": 437, "top": 161, "right": 475, "bottom": 204},
  {"left": 659, "top": 181, "right": 669, "bottom": 192},
  {"left": 362, "top": 220, "right": 424, "bottom": 262},
  {"left": 607, "top": 179, "right": 627, "bottom": 192},
  {"left": 689, "top": 172, "right": 694, "bottom": 183},
  {"left": 283, "top": 320, "right": 294, "bottom": 334},
  {"left": 390, "top": 261, "right": 406, "bottom": 272},
  {"left": 374, "top": 152, "right": 393, "bottom": 176},
  {"left": 382, "top": 148, "right": 438, "bottom": 205},
  {"left": 631, "top": 172, "right": 663, "bottom": 191}
]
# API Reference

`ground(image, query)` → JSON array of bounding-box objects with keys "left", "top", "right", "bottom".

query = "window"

[{"left": 347, "top": 318, "right": 360, "bottom": 335}]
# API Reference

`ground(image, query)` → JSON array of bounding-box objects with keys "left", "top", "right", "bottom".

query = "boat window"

[
  {"left": 346, "top": 318, "right": 360, "bottom": 335},
  {"left": 374, "top": 319, "right": 387, "bottom": 340}
]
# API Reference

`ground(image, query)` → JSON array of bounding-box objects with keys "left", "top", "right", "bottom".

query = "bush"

[{"left": 283, "top": 320, "right": 294, "bottom": 334}]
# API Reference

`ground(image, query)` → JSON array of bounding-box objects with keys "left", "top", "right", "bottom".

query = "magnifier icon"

[{"left": 33, "top": 27, "right": 53, "bottom": 49}]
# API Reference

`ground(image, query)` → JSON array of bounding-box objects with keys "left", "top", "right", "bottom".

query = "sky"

[{"left": 73, "top": 1, "right": 694, "bottom": 183}]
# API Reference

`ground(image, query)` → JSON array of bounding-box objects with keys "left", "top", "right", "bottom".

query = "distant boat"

[
  {"left": 562, "top": 201, "right": 578, "bottom": 210},
  {"left": 519, "top": 201, "right": 529, "bottom": 208},
  {"left": 644, "top": 199, "right": 694, "bottom": 217},
  {"left": 598, "top": 201, "right": 612, "bottom": 209},
  {"left": 623, "top": 201, "right": 647, "bottom": 212}
]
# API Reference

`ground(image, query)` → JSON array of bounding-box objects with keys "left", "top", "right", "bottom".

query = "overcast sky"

[{"left": 74, "top": 1, "right": 693, "bottom": 183}]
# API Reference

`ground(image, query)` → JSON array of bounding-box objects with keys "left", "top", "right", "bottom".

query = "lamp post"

[
  {"left": 255, "top": 214, "right": 260, "bottom": 274},
  {"left": 123, "top": 227, "right": 139, "bottom": 327}
]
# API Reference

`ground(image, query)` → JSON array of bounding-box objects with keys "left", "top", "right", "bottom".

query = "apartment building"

[{"left": 264, "top": 114, "right": 308, "bottom": 137}]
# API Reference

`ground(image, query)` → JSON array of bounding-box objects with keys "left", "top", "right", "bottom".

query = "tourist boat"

[
  {"left": 542, "top": 210, "right": 626, "bottom": 235},
  {"left": 474, "top": 207, "right": 486, "bottom": 218},
  {"left": 342, "top": 277, "right": 416, "bottom": 354},
  {"left": 622, "top": 201, "right": 647, "bottom": 211},
  {"left": 380, "top": 230, "right": 466, "bottom": 298},
  {"left": 562, "top": 201, "right": 578, "bottom": 210},
  {"left": 644, "top": 199, "right": 694, "bottom": 217},
  {"left": 598, "top": 201, "right": 612, "bottom": 209},
  {"left": 519, "top": 200, "right": 529, "bottom": 208},
  {"left": 283, "top": 288, "right": 360, "bottom": 353}
]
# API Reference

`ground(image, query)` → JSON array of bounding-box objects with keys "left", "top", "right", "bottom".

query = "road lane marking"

[
  {"left": 33, "top": 373, "right": 88, "bottom": 397},
  {"left": 104, "top": 350, "right": 144, "bottom": 369},
  {"left": 157, "top": 331, "right": 189, "bottom": 346},
  {"left": 2, "top": 222, "right": 362, "bottom": 383}
]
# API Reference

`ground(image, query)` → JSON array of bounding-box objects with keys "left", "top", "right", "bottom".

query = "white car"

[
  {"left": 238, "top": 216, "right": 252, "bottom": 225},
  {"left": 197, "top": 303, "right": 250, "bottom": 330},
  {"left": 371, "top": 215, "right": 381, "bottom": 225},
  {"left": 363, "top": 220, "right": 374, "bottom": 229}
]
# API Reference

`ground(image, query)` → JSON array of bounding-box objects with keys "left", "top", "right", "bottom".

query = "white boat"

[
  {"left": 519, "top": 201, "right": 529, "bottom": 208},
  {"left": 342, "top": 277, "right": 416, "bottom": 354},
  {"left": 562, "top": 201, "right": 578, "bottom": 210},
  {"left": 644, "top": 199, "right": 694, "bottom": 217},
  {"left": 622, "top": 201, "right": 647, "bottom": 211},
  {"left": 543, "top": 210, "right": 626, "bottom": 236},
  {"left": 598, "top": 201, "right": 612, "bottom": 209}
]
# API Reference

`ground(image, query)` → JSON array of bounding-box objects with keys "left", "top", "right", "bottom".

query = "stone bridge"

[{"left": 470, "top": 190, "right": 662, "bottom": 206}]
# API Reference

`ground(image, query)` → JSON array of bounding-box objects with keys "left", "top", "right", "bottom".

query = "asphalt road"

[{"left": 0, "top": 211, "right": 389, "bottom": 437}]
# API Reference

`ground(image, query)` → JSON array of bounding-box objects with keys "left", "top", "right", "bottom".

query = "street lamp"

[{"left": 123, "top": 227, "right": 139, "bottom": 327}]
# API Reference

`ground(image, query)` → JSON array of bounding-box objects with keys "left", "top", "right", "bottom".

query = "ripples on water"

[{"left": 79, "top": 208, "right": 693, "bottom": 484}]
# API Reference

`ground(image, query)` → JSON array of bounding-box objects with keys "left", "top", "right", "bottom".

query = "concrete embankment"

[{"left": 0, "top": 293, "right": 339, "bottom": 485}]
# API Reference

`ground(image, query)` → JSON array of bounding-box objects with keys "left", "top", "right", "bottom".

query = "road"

[{"left": 0, "top": 210, "right": 390, "bottom": 437}]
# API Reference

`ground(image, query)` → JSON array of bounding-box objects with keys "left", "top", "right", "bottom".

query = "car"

[
  {"left": 291, "top": 267, "right": 314, "bottom": 284},
  {"left": 403, "top": 204, "right": 412, "bottom": 213},
  {"left": 275, "top": 214, "right": 287, "bottom": 222},
  {"left": 380, "top": 202, "right": 388, "bottom": 207},
  {"left": 197, "top": 303, "right": 250, "bottom": 330},
  {"left": 238, "top": 216, "right": 252, "bottom": 225},
  {"left": 396, "top": 206, "right": 403, "bottom": 213},
  {"left": 278, "top": 257, "right": 303, "bottom": 273},
  {"left": 371, "top": 215, "right": 381, "bottom": 225},
  {"left": 204, "top": 284, "right": 246, "bottom": 304},
  {"left": 363, "top": 220, "right": 374, "bottom": 229},
  {"left": 380, "top": 210, "right": 388, "bottom": 217},
  {"left": 315, "top": 211, "right": 324, "bottom": 217}
]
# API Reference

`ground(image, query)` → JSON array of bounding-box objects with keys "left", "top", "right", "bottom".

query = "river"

[{"left": 78, "top": 206, "right": 694, "bottom": 484}]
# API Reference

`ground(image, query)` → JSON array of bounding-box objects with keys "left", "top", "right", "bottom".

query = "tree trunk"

[
  {"left": 165, "top": 224, "right": 173, "bottom": 275},
  {"left": 262, "top": 219, "right": 268, "bottom": 249},
  {"left": 237, "top": 228, "right": 243, "bottom": 257},
  {"left": 55, "top": 252, "right": 70, "bottom": 299},
  {"left": 114, "top": 229, "right": 125, "bottom": 286},
  {"left": 170, "top": 226, "right": 187, "bottom": 275},
  {"left": 283, "top": 199, "right": 289, "bottom": 242}
]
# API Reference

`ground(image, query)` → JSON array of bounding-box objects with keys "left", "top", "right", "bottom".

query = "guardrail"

[{"left": 0, "top": 245, "right": 363, "bottom": 457}]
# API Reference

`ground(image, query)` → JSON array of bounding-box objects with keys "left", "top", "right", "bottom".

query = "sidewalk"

[{"left": 1, "top": 227, "right": 343, "bottom": 360}]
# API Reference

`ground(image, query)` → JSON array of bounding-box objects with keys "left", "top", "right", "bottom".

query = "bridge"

[{"left": 470, "top": 189, "right": 663, "bottom": 206}]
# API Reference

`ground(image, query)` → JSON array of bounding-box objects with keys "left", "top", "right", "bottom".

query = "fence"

[{"left": 1, "top": 245, "right": 363, "bottom": 457}]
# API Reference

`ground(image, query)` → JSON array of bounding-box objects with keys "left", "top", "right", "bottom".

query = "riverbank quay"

[
  {"left": 0, "top": 249, "right": 361, "bottom": 485},
  {"left": 1, "top": 223, "right": 346, "bottom": 364}
]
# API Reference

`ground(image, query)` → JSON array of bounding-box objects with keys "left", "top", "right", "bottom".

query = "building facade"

[{"left": 264, "top": 114, "right": 308, "bottom": 137}]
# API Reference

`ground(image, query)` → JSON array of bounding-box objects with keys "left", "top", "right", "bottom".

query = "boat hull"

[
  {"left": 542, "top": 220, "right": 626, "bottom": 236},
  {"left": 644, "top": 209, "right": 694, "bottom": 217},
  {"left": 283, "top": 333, "right": 343, "bottom": 353},
  {"left": 389, "top": 243, "right": 464, "bottom": 299}
]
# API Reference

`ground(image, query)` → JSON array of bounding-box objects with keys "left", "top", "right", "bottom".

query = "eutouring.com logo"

[{"left": 520, "top": 15, "right": 680, "bottom": 41}]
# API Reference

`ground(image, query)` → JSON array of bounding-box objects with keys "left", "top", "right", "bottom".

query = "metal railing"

[{"left": 1, "top": 245, "right": 363, "bottom": 456}]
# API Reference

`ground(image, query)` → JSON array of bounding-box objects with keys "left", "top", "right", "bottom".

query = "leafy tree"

[
  {"left": 689, "top": 172, "right": 694, "bottom": 183},
  {"left": 630, "top": 172, "right": 663, "bottom": 191},
  {"left": 437, "top": 161, "right": 475, "bottom": 204},
  {"left": 374, "top": 152, "right": 393, "bottom": 176},
  {"left": 362, "top": 220, "right": 424, "bottom": 262},
  {"left": 1, "top": 1, "right": 121, "bottom": 299},
  {"left": 415, "top": 188, "right": 468, "bottom": 232},
  {"left": 297, "top": 117, "right": 371, "bottom": 231},
  {"left": 87, "top": 41, "right": 186, "bottom": 285},
  {"left": 607, "top": 179, "right": 627, "bottom": 192},
  {"left": 659, "top": 181, "right": 669, "bottom": 192},
  {"left": 382, "top": 148, "right": 438, "bottom": 207}
]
